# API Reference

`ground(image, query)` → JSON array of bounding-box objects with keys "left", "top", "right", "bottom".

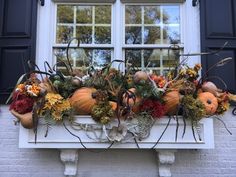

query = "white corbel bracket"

[
  {"left": 60, "top": 149, "right": 79, "bottom": 177},
  {"left": 156, "top": 150, "right": 176, "bottom": 177}
]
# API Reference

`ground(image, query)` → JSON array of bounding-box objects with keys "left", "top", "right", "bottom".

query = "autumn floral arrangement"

[{"left": 8, "top": 42, "right": 236, "bottom": 145}]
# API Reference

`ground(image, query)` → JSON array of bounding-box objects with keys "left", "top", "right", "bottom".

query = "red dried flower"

[
  {"left": 10, "top": 91, "right": 34, "bottom": 114},
  {"left": 140, "top": 99, "right": 167, "bottom": 118}
]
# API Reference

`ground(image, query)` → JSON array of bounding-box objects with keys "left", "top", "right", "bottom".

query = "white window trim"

[{"left": 35, "top": 0, "right": 200, "bottom": 71}]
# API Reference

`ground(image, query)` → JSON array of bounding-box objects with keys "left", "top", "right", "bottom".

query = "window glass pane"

[
  {"left": 93, "top": 49, "right": 111, "bottom": 68},
  {"left": 95, "top": 27, "right": 111, "bottom": 44},
  {"left": 95, "top": 6, "right": 111, "bottom": 24},
  {"left": 162, "top": 49, "right": 177, "bottom": 67},
  {"left": 125, "top": 49, "right": 178, "bottom": 75},
  {"left": 125, "top": 27, "right": 142, "bottom": 44},
  {"left": 163, "top": 6, "right": 180, "bottom": 24},
  {"left": 144, "top": 6, "right": 160, "bottom": 24},
  {"left": 144, "top": 49, "right": 161, "bottom": 67},
  {"left": 56, "top": 5, "right": 112, "bottom": 45},
  {"left": 76, "top": 6, "right": 92, "bottom": 24},
  {"left": 56, "top": 26, "right": 74, "bottom": 44},
  {"left": 125, "top": 49, "right": 142, "bottom": 67},
  {"left": 163, "top": 26, "right": 180, "bottom": 44},
  {"left": 57, "top": 5, "right": 74, "bottom": 23},
  {"left": 144, "top": 27, "right": 161, "bottom": 44},
  {"left": 76, "top": 26, "right": 92, "bottom": 44},
  {"left": 54, "top": 48, "right": 112, "bottom": 71},
  {"left": 124, "top": 4, "right": 180, "bottom": 45},
  {"left": 125, "top": 6, "right": 142, "bottom": 24}
]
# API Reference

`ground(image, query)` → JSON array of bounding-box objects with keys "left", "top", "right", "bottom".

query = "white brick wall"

[{"left": 1, "top": 105, "right": 236, "bottom": 177}]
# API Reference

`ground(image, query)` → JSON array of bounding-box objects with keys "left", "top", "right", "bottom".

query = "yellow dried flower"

[
  {"left": 55, "top": 99, "right": 71, "bottom": 112},
  {"left": 186, "top": 69, "right": 197, "bottom": 78},
  {"left": 45, "top": 93, "right": 63, "bottom": 106},
  {"left": 52, "top": 110, "right": 62, "bottom": 121}
]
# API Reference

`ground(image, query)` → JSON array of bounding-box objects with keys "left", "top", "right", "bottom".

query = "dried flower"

[{"left": 140, "top": 99, "right": 166, "bottom": 118}]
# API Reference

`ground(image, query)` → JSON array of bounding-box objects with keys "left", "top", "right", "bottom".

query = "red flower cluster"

[
  {"left": 139, "top": 99, "right": 167, "bottom": 118},
  {"left": 9, "top": 91, "right": 34, "bottom": 114}
]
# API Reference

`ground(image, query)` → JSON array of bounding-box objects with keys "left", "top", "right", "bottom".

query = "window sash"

[
  {"left": 53, "top": 0, "right": 116, "bottom": 3},
  {"left": 121, "top": 0, "right": 185, "bottom": 3}
]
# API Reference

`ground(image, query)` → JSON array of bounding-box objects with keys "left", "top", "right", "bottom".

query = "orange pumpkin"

[
  {"left": 69, "top": 87, "right": 97, "bottom": 115},
  {"left": 10, "top": 110, "right": 33, "bottom": 129},
  {"left": 122, "top": 88, "right": 141, "bottom": 113},
  {"left": 198, "top": 92, "right": 218, "bottom": 115},
  {"left": 163, "top": 90, "right": 181, "bottom": 115}
]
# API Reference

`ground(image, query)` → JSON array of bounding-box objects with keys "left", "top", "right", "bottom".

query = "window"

[
  {"left": 124, "top": 4, "right": 180, "bottom": 74},
  {"left": 54, "top": 4, "right": 113, "bottom": 71},
  {"left": 36, "top": 1, "right": 200, "bottom": 75}
]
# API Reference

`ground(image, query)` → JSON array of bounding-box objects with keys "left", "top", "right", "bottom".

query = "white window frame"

[{"left": 35, "top": 0, "right": 200, "bottom": 72}]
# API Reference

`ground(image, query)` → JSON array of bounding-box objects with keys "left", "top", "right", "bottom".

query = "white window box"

[{"left": 19, "top": 116, "right": 214, "bottom": 177}]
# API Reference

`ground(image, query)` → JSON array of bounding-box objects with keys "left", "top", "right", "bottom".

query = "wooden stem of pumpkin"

[{"left": 151, "top": 116, "right": 172, "bottom": 149}]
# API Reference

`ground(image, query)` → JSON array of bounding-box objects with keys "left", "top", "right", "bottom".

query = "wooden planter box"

[{"left": 19, "top": 116, "right": 214, "bottom": 177}]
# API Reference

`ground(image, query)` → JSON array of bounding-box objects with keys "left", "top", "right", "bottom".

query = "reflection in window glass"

[
  {"left": 95, "top": 27, "right": 111, "bottom": 44},
  {"left": 76, "top": 6, "right": 92, "bottom": 24},
  {"left": 57, "top": 5, "right": 74, "bottom": 23},
  {"left": 56, "top": 26, "right": 73, "bottom": 44},
  {"left": 76, "top": 26, "right": 92, "bottom": 44},
  {"left": 55, "top": 4, "right": 112, "bottom": 72},
  {"left": 94, "top": 50, "right": 111, "bottom": 68},
  {"left": 144, "top": 49, "right": 161, "bottom": 67},
  {"left": 163, "top": 6, "right": 180, "bottom": 24},
  {"left": 125, "top": 49, "right": 142, "bottom": 67},
  {"left": 125, "top": 49, "right": 177, "bottom": 75},
  {"left": 125, "top": 5, "right": 180, "bottom": 45},
  {"left": 163, "top": 26, "right": 180, "bottom": 44},
  {"left": 95, "top": 6, "right": 111, "bottom": 24},
  {"left": 54, "top": 48, "right": 112, "bottom": 71},
  {"left": 144, "top": 6, "right": 160, "bottom": 24},
  {"left": 144, "top": 27, "right": 161, "bottom": 44},
  {"left": 56, "top": 5, "right": 112, "bottom": 45},
  {"left": 125, "top": 27, "right": 142, "bottom": 44},
  {"left": 125, "top": 6, "right": 142, "bottom": 24}
]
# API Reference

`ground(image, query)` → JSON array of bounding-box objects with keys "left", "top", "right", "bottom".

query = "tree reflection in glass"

[
  {"left": 144, "top": 6, "right": 160, "bottom": 24},
  {"left": 95, "top": 27, "right": 111, "bottom": 44},
  {"left": 125, "top": 50, "right": 142, "bottom": 68},
  {"left": 144, "top": 27, "right": 161, "bottom": 44},
  {"left": 93, "top": 50, "right": 111, "bottom": 68},
  {"left": 125, "top": 6, "right": 141, "bottom": 24},
  {"left": 56, "top": 26, "right": 73, "bottom": 44},
  {"left": 125, "top": 27, "right": 142, "bottom": 44},
  {"left": 76, "top": 26, "right": 92, "bottom": 44},
  {"left": 95, "top": 6, "right": 111, "bottom": 24},
  {"left": 57, "top": 5, "right": 74, "bottom": 23},
  {"left": 144, "top": 49, "right": 161, "bottom": 68},
  {"left": 76, "top": 6, "right": 92, "bottom": 24}
]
